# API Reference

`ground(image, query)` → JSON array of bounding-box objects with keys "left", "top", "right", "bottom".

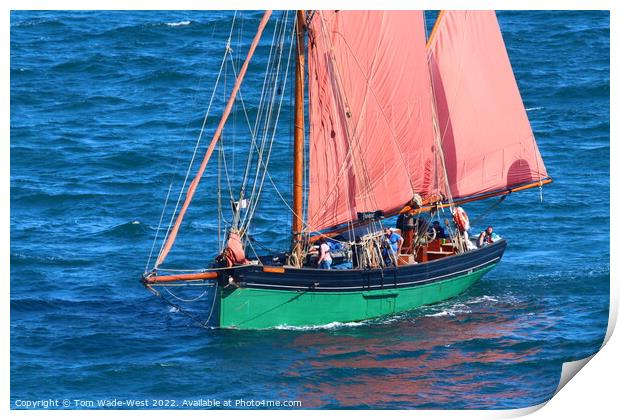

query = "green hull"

[{"left": 219, "top": 263, "right": 497, "bottom": 329}]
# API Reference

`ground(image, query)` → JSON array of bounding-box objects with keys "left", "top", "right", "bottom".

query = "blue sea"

[{"left": 10, "top": 10, "right": 610, "bottom": 409}]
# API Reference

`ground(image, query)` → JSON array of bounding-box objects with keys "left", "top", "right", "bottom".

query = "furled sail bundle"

[
  {"left": 427, "top": 10, "right": 549, "bottom": 201},
  {"left": 306, "top": 10, "right": 441, "bottom": 233}
]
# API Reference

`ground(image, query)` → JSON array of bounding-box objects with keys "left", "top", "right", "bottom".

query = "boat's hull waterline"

[{"left": 149, "top": 240, "right": 506, "bottom": 329}]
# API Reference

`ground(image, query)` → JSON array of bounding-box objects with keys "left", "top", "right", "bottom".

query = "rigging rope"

[
  {"left": 232, "top": 14, "right": 284, "bottom": 230},
  {"left": 468, "top": 195, "right": 507, "bottom": 228},
  {"left": 145, "top": 14, "right": 238, "bottom": 272},
  {"left": 155, "top": 11, "right": 273, "bottom": 267},
  {"left": 425, "top": 12, "right": 464, "bottom": 252},
  {"left": 304, "top": 11, "right": 386, "bottom": 240},
  {"left": 163, "top": 286, "right": 209, "bottom": 303},
  {"left": 154, "top": 283, "right": 219, "bottom": 328},
  {"left": 240, "top": 13, "right": 295, "bottom": 235}
]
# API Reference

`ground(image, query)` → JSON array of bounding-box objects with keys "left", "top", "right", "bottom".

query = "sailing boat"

[{"left": 141, "top": 10, "right": 551, "bottom": 329}]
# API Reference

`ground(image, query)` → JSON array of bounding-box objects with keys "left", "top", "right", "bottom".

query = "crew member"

[
  {"left": 431, "top": 220, "right": 447, "bottom": 239},
  {"left": 317, "top": 238, "right": 332, "bottom": 269},
  {"left": 477, "top": 226, "right": 494, "bottom": 247},
  {"left": 384, "top": 228, "right": 404, "bottom": 257}
]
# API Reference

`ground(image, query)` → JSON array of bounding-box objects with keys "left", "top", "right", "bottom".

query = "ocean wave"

[
  {"left": 95, "top": 150, "right": 156, "bottom": 170},
  {"left": 425, "top": 303, "right": 473, "bottom": 318},
  {"left": 129, "top": 69, "right": 194, "bottom": 84},
  {"left": 10, "top": 297, "right": 110, "bottom": 312},
  {"left": 466, "top": 295, "right": 500, "bottom": 305},
  {"left": 526, "top": 264, "right": 609, "bottom": 283},
  {"left": 86, "top": 220, "right": 151, "bottom": 238},
  {"left": 420, "top": 295, "right": 514, "bottom": 319},
  {"left": 165, "top": 20, "right": 191, "bottom": 27},
  {"left": 11, "top": 298, "right": 68, "bottom": 312},
  {"left": 50, "top": 56, "right": 113, "bottom": 74},
  {"left": 129, "top": 118, "right": 181, "bottom": 130},
  {"left": 11, "top": 18, "right": 67, "bottom": 29},
  {"left": 11, "top": 190, "right": 110, "bottom": 206},
  {"left": 552, "top": 82, "right": 609, "bottom": 99},
  {"left": 11, "top": 251, "right": 93, "bottom": 268}
]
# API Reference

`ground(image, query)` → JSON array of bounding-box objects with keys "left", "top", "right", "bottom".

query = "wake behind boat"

[{"left": 141, "top": 10, "right": 551, "bottom": 329}]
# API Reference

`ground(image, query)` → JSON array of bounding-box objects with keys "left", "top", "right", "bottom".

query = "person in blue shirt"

[{"left": 383, "top": 228, "right": 404, "bottom": 258}]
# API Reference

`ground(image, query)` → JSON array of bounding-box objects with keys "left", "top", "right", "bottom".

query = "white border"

[{"left": 3, "top": 1, "right": 616, "bottom": 419}]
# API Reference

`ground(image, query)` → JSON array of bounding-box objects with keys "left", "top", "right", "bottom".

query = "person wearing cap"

[{"left": 384, "top": 227, "right": 404, "bottom": 257}]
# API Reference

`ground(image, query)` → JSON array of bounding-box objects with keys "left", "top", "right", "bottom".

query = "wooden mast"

[{"left": 291, "top": 10, "right": 306, "bottom": 264}]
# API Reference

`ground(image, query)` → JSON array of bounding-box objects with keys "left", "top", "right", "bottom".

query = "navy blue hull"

[{"left": 227, "top": 240, "right": 507, "bottom": 292}]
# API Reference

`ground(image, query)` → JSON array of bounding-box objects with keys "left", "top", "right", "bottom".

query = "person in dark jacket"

[{"left": 431, "top": 220, "right": 447, "bottom": 239}]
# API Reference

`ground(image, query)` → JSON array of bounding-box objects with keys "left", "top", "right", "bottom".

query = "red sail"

[
  {"left": 306, "top": 11, "right": 439, "bottom": 232},
  {"left": 427, "top": 11, "right": 548, "bottom": 201}
]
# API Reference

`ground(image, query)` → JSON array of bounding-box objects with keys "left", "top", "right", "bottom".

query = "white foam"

[
  {"left": 426, "top": 308, "right": 472, "bottom": 318},
  {"left": 165, "top": 20, "right": 191, "bottom": 27},
  {"left": 466, "top": 295, "right": 499, "bottom": 304},
  {"left": 525, "top": 106, "right": 543, "bottom": 111},
  {"left": 378, "top": 313, "right": 408, "bottom": 325},
  {"left": 273, "top": 320, "right": 366, "bottom": 331},
  {"left": 425, "top": 303, "right": 472, "bottom": 318}
]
